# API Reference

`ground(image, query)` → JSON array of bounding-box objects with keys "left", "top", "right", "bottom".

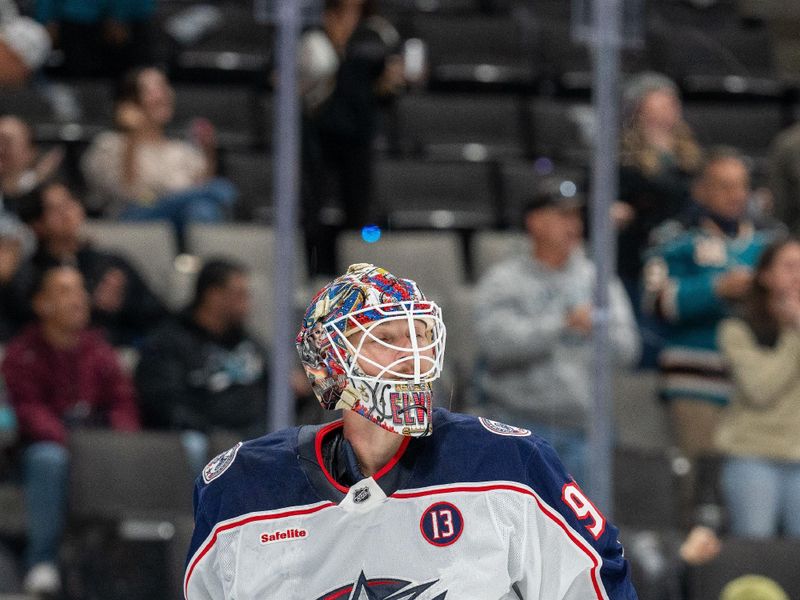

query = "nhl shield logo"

[
  {"left": 202, "top": 442, "right": 243, "bottom": 484},
  {"left": 479, "top": 417, "right": 531, "bottom": 437},
  {"left": 353, "top": 486, "right": 371, "bottom": 504}
]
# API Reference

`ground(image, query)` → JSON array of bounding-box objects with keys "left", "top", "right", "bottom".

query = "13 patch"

[{"left": 202, "top": 442, "right": 242, "bottom": 484}]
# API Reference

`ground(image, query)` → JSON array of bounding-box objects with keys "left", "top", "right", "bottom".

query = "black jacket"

[{"left": 135, "top": 312, "right": 269, "bottom": 439}]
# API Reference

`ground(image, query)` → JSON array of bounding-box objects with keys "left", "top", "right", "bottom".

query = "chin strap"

[{"left": 395, "top": 402, "right": 431, "bottom": 437}]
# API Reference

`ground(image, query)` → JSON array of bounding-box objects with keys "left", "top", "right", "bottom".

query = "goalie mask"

[{"left": 296, "top": 263, "right": 446, "bottom": 437}]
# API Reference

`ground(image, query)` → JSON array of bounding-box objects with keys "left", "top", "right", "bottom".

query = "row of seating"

[
  {"left": 11, "top": 81, "right": 790, "bottom": 162},
  {"left": 152, "top": 0, "right": 785, "bottom": 96}
]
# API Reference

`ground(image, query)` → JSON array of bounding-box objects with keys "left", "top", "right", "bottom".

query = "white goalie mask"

[{"left": 296, "top": 263, "right": 446, "bottom": 437}]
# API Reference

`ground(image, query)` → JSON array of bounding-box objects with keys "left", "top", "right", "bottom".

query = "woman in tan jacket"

[{"left": 717, "top": 237, "right": 800, "bottom": 538}]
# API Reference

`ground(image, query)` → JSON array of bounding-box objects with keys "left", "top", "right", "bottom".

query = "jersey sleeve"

[
  {"left": 643, "top": 240, "right": 724, "bottom": 324},
  {"left": 514, "top": 438, "right": 638, "bottom": 600},
  {"left": 184, "top": 475, "right": 242, "bottom": 600},
  {"left": 184, "top": 479, "right": 222, "bottom": 600}
]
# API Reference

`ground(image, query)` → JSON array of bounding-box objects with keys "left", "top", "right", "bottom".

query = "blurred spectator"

[
  {"left": 0, "top": 115, "right": 64, "bottom": 212},
  {"left": 716, "top": 238, "right": 800, "bottom": 538},
  {"left": 720, "top": 575, "right": 789, "bottom": 600},
  {"left": 1, "top": 264, "right": 139, "bottom": 596},
  {"left": 300, "top": 0, "right": 405, "bottom": 274},
  {"left": 81, "top": 67, "right": 236, "bottom": 245},
  {"left": 617, "top": 72, "right": 703, "bottom": 366},
  {"left": 17, "top": 179, "right": 168, "bottom": 346},
  {"left": 0, "top": 211, "right": 34, "bottom": 341},
  {"left": 35, "top": 0, "right": 154, "bottom": 77},
  {"left": 135, "top": 259, "right": 268, "bottom": 473},
  {"left": 0, "top": 1, "right": 50, "bottom": 87},
  {"left": 474, "top": 180, "right": 640, "bottom": 487},
  {"left": 643, "top": 147, "right": 774, "bottom": 529},
  {"left": 768, "top": 119, "right": 800, "bottom": 235}
]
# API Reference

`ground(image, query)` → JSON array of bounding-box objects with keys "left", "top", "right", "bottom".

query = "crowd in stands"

[{"left": 2, "top": 0, "right": 800, "bottom": 598}]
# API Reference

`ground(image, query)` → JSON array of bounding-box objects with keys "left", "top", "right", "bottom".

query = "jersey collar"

[{"left": 297, "top": 420, "right": 416, "bottom": 503}]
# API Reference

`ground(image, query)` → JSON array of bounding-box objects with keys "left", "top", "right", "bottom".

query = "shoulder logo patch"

[
  {"left": 479, "top": 417, "right": 531, "bottom": 437},
  {"left": 202, "top": 442, "right": 242, "bottom": 484}
]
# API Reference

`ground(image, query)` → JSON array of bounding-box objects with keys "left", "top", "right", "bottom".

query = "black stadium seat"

[
  {"left": 498, "top": 160, "right": 586, "bottom": 227},
  {"left": 374, "top": 158, "right": 498, "bottom": 229},
  {"left": 222, "top": 151, "right": 273, "bottom": 220},
  {"left": 687, "top": 537, "right": 800, "bottom": 599},
  {"left": 682, "top": 100, "right": 785, "bottom": 159},
  {"left": 526, "top": 99, "right": 594, "bottom": 166},
  {"left": 394, "top": 93, "right": 526, "bottom": 160},
  {"left": 171, "top": 83, "right": 261, "bottom": 149},
  {"left": 410, "top": 13, "right": 537, "bottom": 90}
]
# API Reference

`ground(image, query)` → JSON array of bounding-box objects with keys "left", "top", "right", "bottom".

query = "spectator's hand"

[
  {"left": 772, "top": 293, "right": 800, "bottom": 328},
  {"left": 376, "top": 54, "right": 406, "bottom": 96},
  {"left": 565, "top": 304, "right": 593, "bottom": 336},
  {"left": 115, "top": 101, "right": 147, "bottom": 132},
  {"left": 0, "top": 238, "right": 22, "bottom": 284},
  {"left": 190, "top": 117, "right": 217, "bottom": 152},
  {"left": 679, "top": 525, "right": 721, "bottom": 566},
  {"left": 93, "top": 268, "right": 127, "bottom": 313},
  {"left": 714, "top": 268, "right": 753, "bottom": 300},
  {"left": 611, "top": 201, "right": 635, "bottom": 230},
  {"left": 103, "top": 20, "right": 131, "bottom": 46},
  {"left": 34, "top": 146, "right": 64, "bottom": 183}
]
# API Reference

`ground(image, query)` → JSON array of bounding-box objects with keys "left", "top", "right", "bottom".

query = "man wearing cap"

[{"left": 474, "top": 180, "right": 640, "bottom": 487}]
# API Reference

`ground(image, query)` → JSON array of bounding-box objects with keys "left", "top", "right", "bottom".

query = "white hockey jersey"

[{"left": 185, "top": 408, "right": 638, "bottom": 599}]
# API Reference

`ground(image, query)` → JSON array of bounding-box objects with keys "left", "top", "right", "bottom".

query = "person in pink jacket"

[{"left": 1, "top": 264, "right": 139, "bottom": 595}]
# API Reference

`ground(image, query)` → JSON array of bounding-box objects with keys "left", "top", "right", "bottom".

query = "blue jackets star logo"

[{"left": 317, "top": 571, "right": 447, "bottom": 599}]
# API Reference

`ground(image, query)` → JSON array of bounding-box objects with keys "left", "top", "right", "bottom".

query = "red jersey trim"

[
  {"left": 186, "top": 482, "right": 608, "bottom": 600},
  {"left": 313, "top": 419, "right": 411, "bottom": 493},
  {"left": 392, "top": 483, "right": 607, "bottom": 600},
  {"left": 184, "top": 502, "right": 336, "bottom": 599}
]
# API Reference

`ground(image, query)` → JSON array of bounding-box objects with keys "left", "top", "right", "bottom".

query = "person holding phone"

[{"left": 81, "top": 66, "right": 236, "bottom": 245}]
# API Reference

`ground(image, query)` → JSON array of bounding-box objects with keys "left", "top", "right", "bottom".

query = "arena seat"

[
  {"left": 185, "top": 223, "right": 307, "bottom": 285},
  {"left": 166, "top": 2, "right": 274, "bottom": 83},
  {"left": 0, "top": 483, "right": 25, "bottom": 540},
  {"left": 221, "top": 151, "right": 273, "bottom": 221},
  {"left": 436, "top": 283, "right": 479, "bottom": 412},
  {"left": 374, "top": 158, "right": 498, "bottom": 229},
  {"left": 497, "top": 160, "right": 587, "bottom": 227},
  {"left": 336, "top": 230, "right": 466, "bottom": 306},
  {"left": 410, "top": 13, "right": 536, "bottom": 90},
  {"left": 613, "top": 369, "right": 672, "bottom": 451},
  {"left": 394, "top": 93, "right": 527, "bottom": 160},
  {"left": 536, "top": 21, "right": 651, "bottom": 98},
  {"left": 68, "top": 429, "right": 194, "bottom": 524},
  {"left": 682, "top": 100, "right": 785, "bottom": 159},
  {"left": 613, "top": 446, "right": 685, "bottom": 531},
  {"left": 83, "top": 220, "right": 178, "bottom": 305},
  {"left": 526, "top": 99, "right": 594, "bottom": 166},
  {"left": 66, "top": 429, "right": 195, "bottom": 599},
  {"left": 184, "top": 224, "right": 308, "bottom": 338},
  {"left": 470, "top": 230, "right": 528, "bottom": 282},
  {"left": 171, "top": 83, "right": 261, "bottom": 149},
  {"left": 649, "top": 11, "right": 778, "bottom": 85},
  {"left": 686, "top": 537, "right": 800, "bottom": 599}
]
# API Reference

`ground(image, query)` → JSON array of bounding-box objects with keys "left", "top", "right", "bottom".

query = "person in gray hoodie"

[{"left": 474, "top": 179, "right": 640, "bottom": 486}]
